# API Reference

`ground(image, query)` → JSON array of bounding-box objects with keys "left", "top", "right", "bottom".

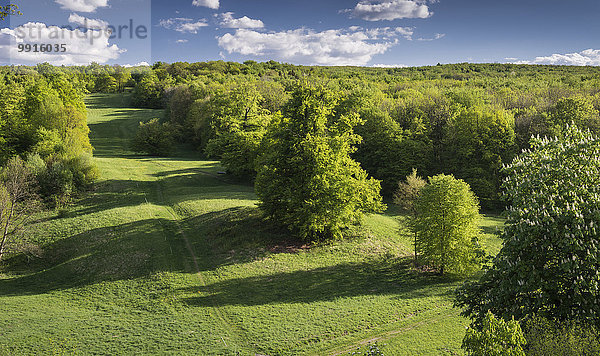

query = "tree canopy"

[
  {"left": 456, "top": 125, "right": 600, "bottom": 323},
  {"left": 414, "top": 174, "right": 484, "bottom": 275},
  {"left": 255, "top": 83, "right": 385, "bottom": 240}
]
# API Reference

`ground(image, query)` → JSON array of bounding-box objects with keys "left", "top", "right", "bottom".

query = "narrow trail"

[
  {"left": 152, "top": 172, "right": 253, "bottom": 354},
  {"left": 87, "top": 94, "right": 254, "bottom": 354},
  {"left": 325, "top": 310, "right": 453, "bottom": 356}
]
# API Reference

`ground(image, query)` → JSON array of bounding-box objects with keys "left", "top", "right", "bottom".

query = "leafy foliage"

[
  {"left": 131, "top": 73, "right": 168, "bottom": 109},
  {"left": 462, "top": 311, "right": 526, "bottom": 356},
  {"left": 0, "top": 4, "right": 21, "bottom": 21},
  {"left": 394, "top": 169, "right": 427, "bottom": 262},
  {"left": 443, "top": 106, "right": 516, "bottom": 209},
  {"left": 27, "top": 152, "right": 98, "bottom": 207},
  {"left": 205, "top": 84, "right": 273, "bottom": 177},
  {"left": 524, "top": 316, "right": 600, "bottom": 356},
  {"left": 414, "top": 174, "right": 484, "bottom": 275},
  {"left": 131, "top": 118, "right": 174, "bottom": 156},
  {"left": 546, "top": 97, "right": 600, "bottom": 135},
  {"left": 456, "top": 125, "right": 600, "bottom": 323},
  {"left": 255, "top": 83, "right": 385, "bottom": 241},
  {"left": 393, "top": 168, "right": 426, "bottom": 214}
]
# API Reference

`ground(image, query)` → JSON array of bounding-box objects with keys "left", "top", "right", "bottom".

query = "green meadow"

[{"left": 0, "top": 94, "right": 504, "bottom": 355}]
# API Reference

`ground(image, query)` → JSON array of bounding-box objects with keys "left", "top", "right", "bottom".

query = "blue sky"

[{"left": 1, "top": 0, "right": 600, "bottom": 67}]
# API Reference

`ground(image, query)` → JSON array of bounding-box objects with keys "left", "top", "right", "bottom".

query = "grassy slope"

[{"left": 0, "top": 94, "right": 504, "bottom": 355}]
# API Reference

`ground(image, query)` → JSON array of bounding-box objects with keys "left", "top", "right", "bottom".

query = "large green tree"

[
  {"left": 255, "top": 83, "right": 385, "bottom": 241},
  {"left": 456, "top": 125, "right": 600, "bottom": 323},
  {"left": 414, "top": 174, "right": 484, "bottom": 275}
]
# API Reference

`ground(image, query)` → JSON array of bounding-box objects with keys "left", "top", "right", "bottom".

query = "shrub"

[
  {"left": 131, "top": 118, "right": 174, "bottom": 156},
  {"left": 65, "top": 152, "right": 100, "bottom": 189},
  {"left": 26, "top": 152, "right": 98, "bottom": 207},
  {"left": 36, "top": 160, "right": 74, "bottom": 207},
  {"left": 462, "top": 311, "right": 526, "bottom": 356}
]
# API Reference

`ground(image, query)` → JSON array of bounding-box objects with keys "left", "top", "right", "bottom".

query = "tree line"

[
  {"left": 128, "top": 61, "right": 600, "bottom": 210},
  {"left": 0, "top": 66, "right": 98, "bottom": 261}
]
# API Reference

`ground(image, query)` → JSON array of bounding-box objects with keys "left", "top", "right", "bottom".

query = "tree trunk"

[
  {"left": 0, "top": 204, "right": 15, "bottom": 262},
  {"left": 413, "top": 230, "right": 418, "bottom": 264}
]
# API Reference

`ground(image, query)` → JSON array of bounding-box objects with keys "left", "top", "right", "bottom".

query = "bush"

[
  {"left": 26, "top": 152, "right": 99, "bottom": 207},
  {"left": 462, "top": 311, "right": 526, "bottom": 356},
  {"left": 414, "top": 174, "right": 484, "bottom": 275},
  {"left": 131, "top": 118, "right": 174, "bottom": 156},
  {"left": 36, "top": 160, "right": 74, "bottom": 207},
  {"left": 65, "top": 152, "right": 100, "bottom": 188}
]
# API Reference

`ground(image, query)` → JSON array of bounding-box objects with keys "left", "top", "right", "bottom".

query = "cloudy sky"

[{"left": 1, "top": 0, "right": 600, "bottom": 67}]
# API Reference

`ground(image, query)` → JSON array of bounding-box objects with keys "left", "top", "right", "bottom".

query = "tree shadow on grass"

[
  {"left": 180, "top": 256, "right": 458, "bottom": 307},
  {"left": 86, "top": 94, "right": 132, "bottom": 110},
  {"left": 176, "top": 207, "right": 460, "bottom": 307},
  {"left": 0, "top": 218, "right": 191, "bottom": 297},
  {"left": 0, "top": 207, "right": 289, "bottom": 297},
  {"left": 67, "top": 174, "right": 254, "bottom": 219},
  {"left": 180, "top": 206, "right": 304, "bottom": 266}
]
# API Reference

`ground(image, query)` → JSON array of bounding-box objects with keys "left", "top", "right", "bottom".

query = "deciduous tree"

[
  {"left": 414, "top": 174, "right": 484, "bottom": 275},
  {"left": 456, "top": 125, "right": 600, "bottom": 323},
  {"left": 394, "top": 168, "right": 426, "bottom": 262},
  {"left": 0, "top": 157, "right": 39, "bottom": 262},
  {"left": 255, "top": 83, "right": 385, "bottom": 240}
]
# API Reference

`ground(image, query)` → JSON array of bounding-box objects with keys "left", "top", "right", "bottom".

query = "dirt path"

[{"left": 153, "top": 176, "right": 254, "bottom": 354}]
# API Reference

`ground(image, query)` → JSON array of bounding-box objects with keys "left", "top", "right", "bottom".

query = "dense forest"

[
  {"left": 3, "top": 61, "right": 600, "bottom": 209},
  {"left": 126, "top": 61, "right": 600, "bottom": 209}
]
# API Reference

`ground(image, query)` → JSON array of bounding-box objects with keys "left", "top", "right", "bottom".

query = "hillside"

[{"left": 0, "top": 94, "right": 504, "bottom": 355}]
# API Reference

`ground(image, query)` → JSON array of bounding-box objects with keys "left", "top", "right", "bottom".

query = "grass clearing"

[{"left": 0, "top": 93, "right": 504, "bottom": 355}]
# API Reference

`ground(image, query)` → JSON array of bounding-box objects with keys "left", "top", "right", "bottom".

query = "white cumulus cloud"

[
  {"left": 416, "top": 33, "right": 445, "bottom": 41},
  {"left": 55, "top": 0, "right": 108, "bottom": 12},
  {"left": 0, "top": 22, "right": 123, "bottom": 65},
  {"left": 363, "top": 26, "right": 414, "bottom": 40},
  {"left": 123, "top": 61, "right": 150, "bottom": 68},
  {"left": 346, "top": 0, "right": 432, "bottom": 21},
  {"left": 219, "top": 12, "right": 264, "bottom": 29},
  {"left": 176, "top": 39, "right": 188, "bottom": 43},
  {"left": 159, "top": 18, "right": 208, "bottom": 33},
  {"left": 516, "top": 49, "right": 600, "bottom": 66},
  {"left": 217, "top": 27, "right": 406, "bottom": 66},
  {"left": 68, "top": 13, "right": 109, "bottom": 30},
  {"left": 192, "top": 0, "right": 219, "bottom": 10},
  {"left": 372, "top": 63, "right": 408, "bottom": 68}
]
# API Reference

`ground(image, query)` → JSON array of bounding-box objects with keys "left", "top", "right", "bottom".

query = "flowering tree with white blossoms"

[{"left": 457, "top": 125, "right": 600, "bottom": 323}]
